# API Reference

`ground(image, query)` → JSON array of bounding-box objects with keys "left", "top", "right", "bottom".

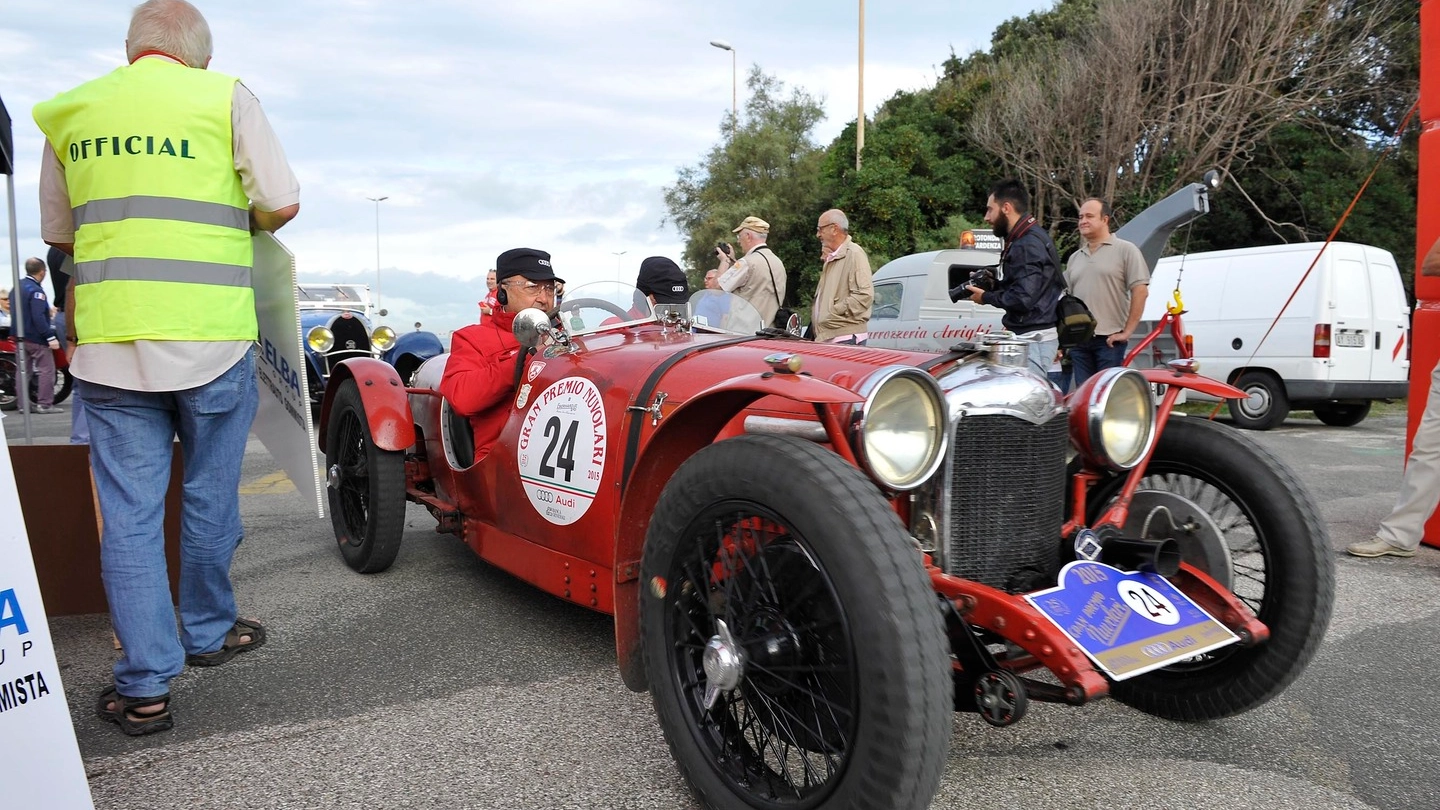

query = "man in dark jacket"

[
  {"left": 11, "top": 256, "right": 61, "bottom": 413},
  {"left": 963, "top": 179, "right": 1064, "bottom": 376}
]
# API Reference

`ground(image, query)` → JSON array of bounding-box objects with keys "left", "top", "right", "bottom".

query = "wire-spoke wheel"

[
  {"left": 325, "top": 379, "right": 405, "bottom": 573},
  {"left": 1085, "top": 416, "right": 1333, "bottom": 720},
  {"left": 642, "top": 434, "right": 948, "bottom": 810}
]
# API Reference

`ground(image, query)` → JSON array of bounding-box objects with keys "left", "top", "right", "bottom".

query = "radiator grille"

[
  {"left": 946, "top": 414, "right": 1068, "bottom": 591},
  {"left": 325, "top": 316, "right": 373, "bottom": 373}
]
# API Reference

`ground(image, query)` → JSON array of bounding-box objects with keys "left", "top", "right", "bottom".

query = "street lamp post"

[
  {"left": 709, "top": 40, "right": 737, "bottom": 138},
  {"left": 612, "top": 250, "right": 628, "bottom": 281},
  {"left": 366, "top": 195, "right": 389, "bottom": 316},
  {"left": 856, "top": 0, "right": 865, "bottom": 171}
]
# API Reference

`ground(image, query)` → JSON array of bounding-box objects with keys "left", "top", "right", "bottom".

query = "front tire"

[
  {"left": 1313, "top": 401, "right": 1370, "bottom": 427},
  {"left": 325, "top": 379, "right": 406, "bottom": 573},
  {"left": 1228, "top": 370, "right": 1289, "bottom": 430},
  {"left": 1087, "top": 416, "right": 1333, "bottom": 720},
  {"left": 641, "top": 434, "right": 949, "bottom": 810}
]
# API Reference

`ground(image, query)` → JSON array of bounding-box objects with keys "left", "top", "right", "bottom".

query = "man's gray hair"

[
  {"left": 127, "top": 0, "right": 213, "bottom": 69},
  {"left": 830, "top": 210, "right": 850, "bottom": 233},
  {"left": 24, "top": 257, "right": 46, "bottom": 277},
  {"left": 739, "top": 228, "right": 767, "bottom": 242}
]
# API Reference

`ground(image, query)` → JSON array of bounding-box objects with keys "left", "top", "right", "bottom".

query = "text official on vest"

[{"left": 68, "top": 135, "right": 197, "bottom": 163}]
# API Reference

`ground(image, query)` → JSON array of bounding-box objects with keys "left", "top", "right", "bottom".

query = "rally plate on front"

[{"left": 1024, "top": 560, "right": 1240, "bottom": 681}]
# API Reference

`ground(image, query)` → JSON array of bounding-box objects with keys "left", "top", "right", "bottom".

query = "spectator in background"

[
  {"left": 812, "top": 208, "right": 873, "bottom": 345},
  {"left": 715, "top": 216, "right": 786, "bottom": 326},
  {"left": 1063, "top": 198, "right": 1149, "bottom": 390},
  {"left": 47, "top": 245, "right": 88, "bottom": 441},
  {"left": 479, "top": 268, "right": 498, "bottom": 319},
  {"left": 1347, "top": 234, "right": 1440, "bottom": 559},
  {"left": 965, "top": 179, "right": 1064, "bottom": 376},
  {"left": 693, "top": 268, "right": 728, "bottom": 326},
  {"left": 10, "top": 257, "right": 62, "bottom": 413}
]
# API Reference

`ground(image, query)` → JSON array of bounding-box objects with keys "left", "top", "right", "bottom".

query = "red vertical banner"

[{"left": 1416, "top": 0, "right": 1439, "bottom": 545}]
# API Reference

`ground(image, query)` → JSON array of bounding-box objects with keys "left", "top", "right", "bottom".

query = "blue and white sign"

[{"left": 1025, "top": 560, "right": 1240, "bottom": 680}]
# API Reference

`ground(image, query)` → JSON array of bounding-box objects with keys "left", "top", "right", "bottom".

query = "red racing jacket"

[{"left": 439, "top": 309, "right": 521, "bottom": 462}]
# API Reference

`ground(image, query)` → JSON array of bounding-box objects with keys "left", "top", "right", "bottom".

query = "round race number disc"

[{"left": 517, "top": 376, "right": 607, "bottom": 525}]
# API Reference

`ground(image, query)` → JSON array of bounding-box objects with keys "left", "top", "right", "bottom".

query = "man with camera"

[
  {"left": 715, "top": 215, "right": 786, "bottom": 326},
  {"left": 959, "top": 179, "right": 1064, "bottom": 376}
]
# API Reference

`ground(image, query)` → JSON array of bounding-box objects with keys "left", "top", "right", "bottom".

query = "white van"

[
  {"left": 1139, "top": 241, "right": 1410, "bottom": 429},
  {"left": 868, "top": 245, "right": 1006, "bottom": 352}
]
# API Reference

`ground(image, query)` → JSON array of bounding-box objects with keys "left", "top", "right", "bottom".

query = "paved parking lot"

[{"left": 9, "top": 407, "right": 1439, "bottom": 810}]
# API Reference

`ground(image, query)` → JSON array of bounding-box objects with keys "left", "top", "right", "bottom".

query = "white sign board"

[
  {"left": 0, "top": 430, "right": 96, "bottom": 809},
  {"left": 252, "top": 233, "right": 323, "bottom": 518}
]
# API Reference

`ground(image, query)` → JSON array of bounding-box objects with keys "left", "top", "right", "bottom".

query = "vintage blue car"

[{"left": 298, "top": 283, "right": 444, "bottom": 404}]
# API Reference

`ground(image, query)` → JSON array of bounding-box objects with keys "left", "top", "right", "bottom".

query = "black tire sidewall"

[
  {"left": 640, "top": 434, "right": 949, "bottom": 810},
  {"left": 324, "top": 379, "right": 406, "bottom": 573},
  {"left": 1096, "top": 417, "right": 1334, "bottom": 719}
]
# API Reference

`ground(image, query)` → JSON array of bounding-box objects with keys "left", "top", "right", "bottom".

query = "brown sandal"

[
  {"left": 186, "top": 618, "right": 267, "bottom": 667},
  {"left": 96, "top": 686, "right": 173, "bottom": 736}
]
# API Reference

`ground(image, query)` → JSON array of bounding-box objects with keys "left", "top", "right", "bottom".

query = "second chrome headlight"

[
  {"left": 853, "top": 366, "right": 948, "bottom": 491},
  {"left": 371, "top": 325, "right": 397, "bottom": 351},
  {"left": 1070, "top": 367, "right": 1156, "bottom": 470}
]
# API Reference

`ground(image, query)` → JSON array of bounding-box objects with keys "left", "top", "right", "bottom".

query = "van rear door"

[
  {"left": 1328, "top": 254, "right": 1373, "bottom": 383},
  {"left": 1364, "top": 248, "right": 1410, "bottom": 383}
]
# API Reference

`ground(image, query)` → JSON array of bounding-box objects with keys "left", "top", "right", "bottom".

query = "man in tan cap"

[{"left": 715, "top": 215, "right": 786, "bottom": 325}]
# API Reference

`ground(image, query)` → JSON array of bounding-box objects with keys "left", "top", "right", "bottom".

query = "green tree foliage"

[{"left": 663, "top": 68, "right": 826, "bottom": 304}]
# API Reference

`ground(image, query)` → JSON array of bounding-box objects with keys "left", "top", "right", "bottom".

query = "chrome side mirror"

[{"left": 512, "top": 308, "right": 553, "bottom": 351}]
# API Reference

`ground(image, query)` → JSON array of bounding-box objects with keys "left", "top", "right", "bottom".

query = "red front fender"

[
  {"left": 316, "top": 358, "right": 415, "bottom": 454},
  {"left": 1138, "top": 367, "right": 1247, "bottom": 399}
]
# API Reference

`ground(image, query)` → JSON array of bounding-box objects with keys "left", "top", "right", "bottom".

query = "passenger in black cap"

[
  {"left": 440, "top": 248, "right": 562, "bottom": 462},
  {"left": 635, "top": 256, "right": 690, "bottom": 307}
]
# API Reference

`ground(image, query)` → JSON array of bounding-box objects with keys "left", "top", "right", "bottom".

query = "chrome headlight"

[
  {"left": 853, "top": 366, "right": 948, "bottom": 491},
  {"left": 371, "top": 325, "right": 397, "bottom": 351},
  {"left": 306, "top": 326, "right": 334, "bottom": 353},
  {"left": 1069, "top": 367, "right": 1156, "bottom": 470}
]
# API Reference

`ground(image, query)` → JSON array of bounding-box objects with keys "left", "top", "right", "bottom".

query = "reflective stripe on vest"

[
  {"left": 72, "top": 195, "right": 249, "bottom": 231},
  {"left": 32, "top": 58, "right": 255, "bottom": 344}
]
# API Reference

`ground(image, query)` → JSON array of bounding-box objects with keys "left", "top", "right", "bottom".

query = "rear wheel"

[
  {"left": 0, "top": 358, "right": 70, "bottom": 410},
  {"left": 641, "top": 434, "right": 949, "bottom": 810},
  {"left": 1087, "top": 417, "right": 1333, "bottom": 720},
  {"left": 325, "top": 379, "right": 406, "bottom": 573},
  {"left": 1227, "top": 370, "right": 1289, "bottom": 430},
  {"left": 1313, "top": 402, "right": 1370, "bottom": 427}
]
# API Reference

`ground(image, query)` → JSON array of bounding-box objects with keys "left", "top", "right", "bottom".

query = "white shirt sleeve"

[{"left": 232, "top": 82, "right": 300, "bottom": 212}]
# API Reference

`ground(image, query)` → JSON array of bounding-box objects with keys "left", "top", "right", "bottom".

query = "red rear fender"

[{"left": 316, "top": 358, "right": 415, "bottom": 453}]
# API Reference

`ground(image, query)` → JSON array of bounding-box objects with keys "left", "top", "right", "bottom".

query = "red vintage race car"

[{"left": 315, "top": 282, "right": 1333, "bottom": 810}]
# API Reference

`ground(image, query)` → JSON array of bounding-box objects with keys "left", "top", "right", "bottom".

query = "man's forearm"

[{"left": 251, "top": 203, "right": 300, "bottom": 233}]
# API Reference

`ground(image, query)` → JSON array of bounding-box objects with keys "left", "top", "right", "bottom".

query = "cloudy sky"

[{"left": 1, "top": 0, "right": 1049, "bottom": 338}]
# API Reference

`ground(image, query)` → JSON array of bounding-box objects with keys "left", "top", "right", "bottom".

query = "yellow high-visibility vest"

[{"left": 33, "top": 58, "right": 255, "bottom": 344}]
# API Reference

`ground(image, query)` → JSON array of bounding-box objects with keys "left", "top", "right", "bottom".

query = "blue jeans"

[
  {"left": 1068, "top": 335, "right": 1129, "bottom": 390},
  {"left": 82, "top": 349, "right": 258, "bottom": 698},
  {"left": 1026, "top": 336, "right": 1059, "bottom": 379}
]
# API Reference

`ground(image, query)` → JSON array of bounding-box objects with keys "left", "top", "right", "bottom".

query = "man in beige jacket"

[{"left": 811, "top": 209, "right": 873, "bottom": 344}]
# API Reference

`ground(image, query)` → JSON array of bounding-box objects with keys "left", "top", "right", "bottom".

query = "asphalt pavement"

[{"left": 7, "top": 405, "right": 1438, "bottom": 810}]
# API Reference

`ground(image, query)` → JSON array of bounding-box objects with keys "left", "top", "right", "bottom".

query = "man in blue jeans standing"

[
  {"left": 34, "top": 0, "right": 299, "bottom": 734},
  {"left": 1063, "top": 198, "right": 1150, "bottom": 390}
]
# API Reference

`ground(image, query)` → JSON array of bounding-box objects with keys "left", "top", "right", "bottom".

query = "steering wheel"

[{"left": 561, "top": 298, "right": 634, "bottom": 322}]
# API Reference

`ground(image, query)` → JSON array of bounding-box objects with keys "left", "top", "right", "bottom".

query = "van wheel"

[
  {"left": 1228, "top": 371, "right": 1289, "bottom": 430},
  {"left": 1313, "top": 402, "right": 1370, "bottom": 427}
]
